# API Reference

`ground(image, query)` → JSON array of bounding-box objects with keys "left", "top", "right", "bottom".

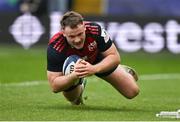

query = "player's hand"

[{"left": 74, "top": 59, "right": 96, "bottom": 78}]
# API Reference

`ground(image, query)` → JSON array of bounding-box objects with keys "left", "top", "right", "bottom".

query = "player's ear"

[{"left": 61, "top": 28, "right": 66, "bottom": 36}]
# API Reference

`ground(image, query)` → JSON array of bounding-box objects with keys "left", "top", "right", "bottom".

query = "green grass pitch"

[{"left": 0, "top": 45, "right": 180, "bottom": 121}]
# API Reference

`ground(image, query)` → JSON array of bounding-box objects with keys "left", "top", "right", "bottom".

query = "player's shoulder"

[
  {"left": 85, "top": 22, "right": 110, "bottom": 40},
  {"left": 85, "top": 22, "right": 102, "bottom": 36},
  {"left": 48, "top": 32, "right": 64, "bottom": 45},
  {"left": 48, "top": 32, "right": 67, "bottom": 53}
]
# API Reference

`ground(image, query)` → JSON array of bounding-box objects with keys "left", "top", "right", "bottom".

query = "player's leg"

[
  {"left": 62, "top": 79, "right": 86, "bottom": 105},
  {"left": 100, "top": 65, "right": 139, "bottom": 99},
  {"left": 63, "top": 85, "right": 83, "bottom": 105}
]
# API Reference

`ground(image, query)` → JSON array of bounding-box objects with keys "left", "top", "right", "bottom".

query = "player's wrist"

[
  {"left": 67, "top": 72, "right": 79, "bottom": 81},
  {"left": 93, "top": 65, "right": 101, "bottom": 74}
]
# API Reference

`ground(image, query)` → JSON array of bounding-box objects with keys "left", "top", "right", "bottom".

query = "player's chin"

[{"left": 74, "top": 44, "right": 84, "bottom": 49}]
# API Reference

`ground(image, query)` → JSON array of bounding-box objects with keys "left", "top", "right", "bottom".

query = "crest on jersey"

[{"left": 88, "top": 41, "right": 97, "bottom": 51}]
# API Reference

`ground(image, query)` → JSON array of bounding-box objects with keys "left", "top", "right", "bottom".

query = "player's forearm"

[
  {"left": 51, "top": 73, "right": 78, "bottom": 92},
  {"left": 93, "top": 54, "right": 120, "bottom": 74}
]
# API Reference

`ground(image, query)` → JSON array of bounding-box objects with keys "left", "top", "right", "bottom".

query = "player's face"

[{"left": 63, "top": 23, "right": 86, "bottom": 49}]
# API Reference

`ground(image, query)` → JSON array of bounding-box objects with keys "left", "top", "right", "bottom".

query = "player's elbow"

[
  {"left": 51, "top": 82, "right": 63, "bottom": 93},
  {"left": 114, "top": 54, "right": 121, "bottom": 65},
  {"left": 116, "top": 56, "right": 121, "bottom": 64},
  {"left": 113, "top": 50, "right": 121, "bottom": 64}
]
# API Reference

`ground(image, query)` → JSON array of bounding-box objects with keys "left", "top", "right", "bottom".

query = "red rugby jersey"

[{"left": 47, "top": 22, "right": 112, "bottom": 72}]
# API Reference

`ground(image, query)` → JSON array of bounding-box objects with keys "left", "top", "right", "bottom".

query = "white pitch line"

[
  {"left": 139, "top": 73, "right": 180, "bottom": 80},
  {"left": 0, "top": 73, "right": 180, "bottom": 87},
  {"left": 0, "top": 80, "right": 48, "bottom": 87}
]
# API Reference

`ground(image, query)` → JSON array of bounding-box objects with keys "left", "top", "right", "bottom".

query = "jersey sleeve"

[
  {"left": 97, "top": 27, "right": 112, "bottom": 52},
  {"left": 47, "top": 46, "right": 64, "bottom": 72}
]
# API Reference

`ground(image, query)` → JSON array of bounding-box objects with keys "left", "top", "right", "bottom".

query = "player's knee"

[{"left": 125, "top": 86, "right": 140, "bottom": 99}]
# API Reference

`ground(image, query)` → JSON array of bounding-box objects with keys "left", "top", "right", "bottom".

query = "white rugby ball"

[
  {"left": 62, "top": 55, "right": 80, "bottom": 75},
  {"left": 62, "top": 55, "right": 83, "bottom": 85}
]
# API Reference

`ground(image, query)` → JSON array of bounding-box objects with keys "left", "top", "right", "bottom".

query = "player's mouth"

[{"left": 74, "top": 40, "right": 85, "bottom": 49}]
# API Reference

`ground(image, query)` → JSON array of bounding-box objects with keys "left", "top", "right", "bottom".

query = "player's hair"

[{"left": 60, "top": 11, "right": 84, "bottom": 29}]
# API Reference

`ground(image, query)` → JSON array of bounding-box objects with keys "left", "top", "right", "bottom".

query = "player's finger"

[
  {"left": 77, "top": 74, "right": 88, "bottom": 78},
  {"left": 75, "top": 64, "right": 86, "bottom": 69},
  {"left": 79, "top": 60, "right": 87, "bottom": 65},
  {"left": 76, "top": 71, "right": 88, "bottom": 77},
  {"left": 74, "top": 66, "right": 88, "bottom": 72},
  {"left": 76, "top": 59, "right": 83, "bottom": 64}
]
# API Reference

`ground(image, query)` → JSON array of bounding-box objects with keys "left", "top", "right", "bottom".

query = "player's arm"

[
  {"left": 74, "top": 44, "right": 120, "bottom": 78},
  {"left": 47, "top": 46, "right": 80, "bottom": 93},
  {"left": 93, "top": 43, "right": 120, "bottom": 73},
  {"left": 93, "top": 26, "right": 120, "bottom": 73},
  {"left": 47, "top": 70, "right": 78, "bottom": 93},
  {"left": 75, "top": 25, "right": 120, "bottom": 77}
]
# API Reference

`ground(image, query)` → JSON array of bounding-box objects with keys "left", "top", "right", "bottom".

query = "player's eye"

[
  {"left": 78, "top": 33, "right": 83, "bottom": 36},
  {"left": 69, "top": 35, "right": 75, "bottom": 38}
]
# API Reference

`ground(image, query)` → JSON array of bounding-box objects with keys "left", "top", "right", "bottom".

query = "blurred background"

[
  {"left": 0, "top": 0, "right": 180, "bottom": 83},
  {"left": 1, "top": 0, "right": 180, "bottom": 16},
  {"left": 0, "top": 0, "right": 180, "bottom": 53},
  {"left": 1, "top": 1, "right": 180, "bottom": 120}
]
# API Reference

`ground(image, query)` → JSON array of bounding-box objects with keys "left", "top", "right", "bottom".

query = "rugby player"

[{"left": 47, "top": 11, "right": 139, "bottom": 105}]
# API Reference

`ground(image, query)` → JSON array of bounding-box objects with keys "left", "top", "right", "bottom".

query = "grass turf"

[{"left": 0, "top": 45, "right": 180, "bottom": 121}]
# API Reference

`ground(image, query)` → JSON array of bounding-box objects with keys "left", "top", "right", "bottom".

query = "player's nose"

[{"left": 74, "top": 37, "right": 81, "bottom": 43}]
